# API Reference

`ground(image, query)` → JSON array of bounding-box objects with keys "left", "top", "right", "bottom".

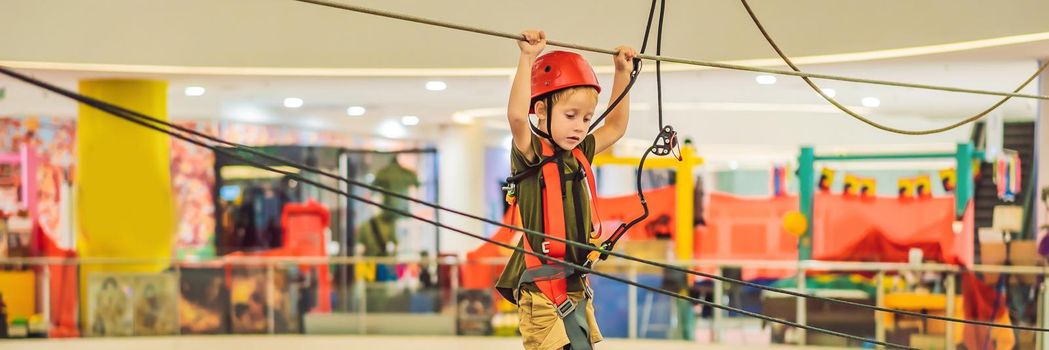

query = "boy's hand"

[
  {"left": 613, "top": 46, "right": 638, "bottom": 73},
  {"left": 518, "top": 30, "right": 546, "bottom": 58}
]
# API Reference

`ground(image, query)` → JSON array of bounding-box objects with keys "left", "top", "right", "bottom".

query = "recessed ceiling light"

[
  {"left": 184, "top": 86, "right": 205, "bottom": 96},
  {"left": 401, "top": 115, "right": 420, "bottom": 126},
  {"left": 819, "top": 88, "right": 836, "bottom": 98},
  {"left": 452, "top": 113, "right": 474, "bottom": 124},
  {"left": 378, "top": 120, "right": 406, "bottom": 139},
  {"left": 346, "top": 106, "right": 366, "bottom": 116},
  {"left": 861, "top": 97, "right": 881, "bottom": 108},
  {"left": 283, "top": 97, "right": 304, "bottom": 108},
  {"left": 425, "top": 81, "right": 447, "bottom": 91},
  {"left": 755, "top": 75, "right": 777, "bottom": 85}
]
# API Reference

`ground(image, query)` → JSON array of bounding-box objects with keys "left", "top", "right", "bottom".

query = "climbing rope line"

[
  {"left": 271, "top": 0, "right": 1049, "bottom": 333},
  {"left": 581, "top": 0, "right": 653, "bottom": 133},
  {"left": 1, "top": 65, "right": 1044, "bottom": 334},
  {"left": 290, "top": 0, "right": 1049, "bottom": 105},
  {"left": 654, "top": 0, "right": 666, "bottom": 129},
  {"left": 0, "top": 0, "right": 1025, "bottom": 343},
  {"left": 739, "top": 0, "right": 1049, "bottom": 135},
  {"left": 0, "top": 67, "right": 916, "bottom": 350}
]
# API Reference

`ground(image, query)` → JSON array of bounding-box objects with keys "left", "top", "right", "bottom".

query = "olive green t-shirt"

[{"left": 495, "top": 133, "right": 596, "bottom": 303}]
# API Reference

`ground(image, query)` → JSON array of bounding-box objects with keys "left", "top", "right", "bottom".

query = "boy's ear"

[{"left": 534, "top": 100, "right": 547, "bottom": 119}]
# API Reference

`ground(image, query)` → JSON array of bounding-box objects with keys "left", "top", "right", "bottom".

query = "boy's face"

[{"left": 537, "top": 91, "right": 598, "bottom": 150}]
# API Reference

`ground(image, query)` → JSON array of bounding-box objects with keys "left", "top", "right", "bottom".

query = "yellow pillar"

[
  {"left": 595, "top": 146, "right": 702, "bottom": 262},
  {"left": 76, "top": 79, "right": 174, "bottom": 322},
  {"left": 675, "top": 145, "right": 696, "bottom": 262}
]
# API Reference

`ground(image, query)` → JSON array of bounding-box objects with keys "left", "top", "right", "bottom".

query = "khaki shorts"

[{"left": 516, "top": 289, "right": 603, "bottom": 350}]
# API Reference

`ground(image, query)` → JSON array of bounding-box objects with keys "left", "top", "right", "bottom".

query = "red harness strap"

[{"left": 519, "top": 140, "right": 600, "bottom": 316}]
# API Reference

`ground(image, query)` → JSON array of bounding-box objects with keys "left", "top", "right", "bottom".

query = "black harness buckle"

[{"left": 556, "top": 298, "right": 577, "bottom": 318}]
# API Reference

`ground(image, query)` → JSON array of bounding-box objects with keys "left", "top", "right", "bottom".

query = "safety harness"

[
  {"left": 504, "top": 96, "right": 603, "bottom": 318},
  {"left": 501, "top": 0, "right": 679, "bottom": 321}
]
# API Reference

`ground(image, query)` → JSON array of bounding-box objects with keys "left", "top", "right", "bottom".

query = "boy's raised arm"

[
  {"left": 508, "top": 30, "right": 546, "bottom": 161},
  {"left": 593, "top": 45, "right": 638, "bottom": 155}
]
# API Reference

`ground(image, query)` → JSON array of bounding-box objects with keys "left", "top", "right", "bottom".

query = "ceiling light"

[
  {"left": 425, "top": 81, "right": 447, "bottom": 91},
  {"left": 452, "top": 113, "right": 474, "bottom": 124},
  {"left": 861, "top": 97, "right": 881, "bottom": 108},
  {"left": 184, "top": 86, "right": 205, "bottom": 96},
  {"left": 346, "top": 106, "right": 366, "bottom": 116},
  {"left": 401, "top": 115, "right": 420, "bottom": 126},
  {"left": 283, "top": 97, "right": 304, "bottom": 108},
  {"left": 755, "top": 75, "right": 777, "bottom": 85},
  {"left": 819, "top": 88, "right": 836, "bottom": 98},
  {"left": 378, "top": 120, "right": 406, "bottom": 138}
]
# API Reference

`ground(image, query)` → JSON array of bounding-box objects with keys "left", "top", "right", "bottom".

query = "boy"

[{"left": 495, "top": 29, "right": 637, "bottom": 350}]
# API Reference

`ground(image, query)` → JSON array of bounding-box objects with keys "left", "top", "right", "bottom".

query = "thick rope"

[
  {"left": 655, "top": 0, "right": 666, "bottom": 128},
  {"left": 291, "top": 0, "right": 1049, "bottom": 103},
  {"left": 2, "top": 65, "right": 1044, "bottom": 333},
  {"left": 739, "top": 0, "right": 1049, "bottom": 135},
  {"left": 0, "top": 68, "right": 910, "bottom": 349}
]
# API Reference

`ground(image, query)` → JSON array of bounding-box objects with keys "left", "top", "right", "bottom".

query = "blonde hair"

[{"left": 534, "top": 86, "right": 599, "bottom": 115}]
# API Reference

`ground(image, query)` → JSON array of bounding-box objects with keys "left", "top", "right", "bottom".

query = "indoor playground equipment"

[
  {"left": 695, "top": 192, "right": 800, "bottom": 280},
  {"left": 795, "top": 144, "right": 982, "bottom": 264}
]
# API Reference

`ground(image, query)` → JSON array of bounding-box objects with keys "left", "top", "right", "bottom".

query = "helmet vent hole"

[{"left": 544, "top": 65, "right": 552, "bottom": 72}]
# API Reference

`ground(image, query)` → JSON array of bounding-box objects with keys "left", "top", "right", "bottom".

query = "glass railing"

[{"left": 0, "top": 256, "right": 1044, "bottom": 348}]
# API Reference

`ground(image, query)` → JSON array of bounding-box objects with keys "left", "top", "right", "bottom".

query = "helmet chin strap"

[
  {"left": 545, "top": 96, "right": 560, "bottom": 151},
  {"left": 529, "top": 95, "right": 563, "bottom": 153}
]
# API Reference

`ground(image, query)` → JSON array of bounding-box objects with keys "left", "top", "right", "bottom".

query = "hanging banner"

[
  {"left": 860, "top": 177, "right": 877, "bottom": 198},
  {"left": 914, "top": 175, "right": 932, "bottom": 198},
  {"left": 939, "top": 168, "right": 957, "bottom": 193},
  {"left": 844, "top": 175, "right": 875, "bottom": 198},
  {"left": 843, "top": 174, "right": 860, "bottom": 196},
  {"left": 898, "top": 178, "right": 915, "bottom": 199},
  {"left": 818, "top": 168, "right": 835, "bottom": 192}
]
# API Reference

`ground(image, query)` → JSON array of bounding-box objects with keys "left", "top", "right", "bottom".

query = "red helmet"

[{"left": 530, "top": 51, "right": 601, "bottom": 113}]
